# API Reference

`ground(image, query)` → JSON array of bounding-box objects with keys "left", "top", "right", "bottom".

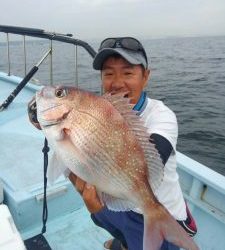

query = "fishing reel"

[{"left": 27, "top": 97, "right": 42, "bottom": 130}]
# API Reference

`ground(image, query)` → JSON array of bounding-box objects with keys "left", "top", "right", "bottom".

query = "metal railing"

[{"left": 0, "top": 25, "right": 97, "bottom": 86}]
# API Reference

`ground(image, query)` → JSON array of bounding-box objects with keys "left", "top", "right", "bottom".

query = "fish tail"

[{"left": 143, "top": 204, "right": 199, "bottom": 250}]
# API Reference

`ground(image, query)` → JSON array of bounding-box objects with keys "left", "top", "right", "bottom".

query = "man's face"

[{"left": 101, "top": 56, "right": 150, "bottom": 104}]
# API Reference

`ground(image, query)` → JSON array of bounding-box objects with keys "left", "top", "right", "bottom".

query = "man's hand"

[{"left": 69, "top": 172, "right": 104, "bottom": 213}]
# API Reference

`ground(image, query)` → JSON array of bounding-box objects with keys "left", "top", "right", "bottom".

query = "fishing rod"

[{"left": 0, "top": 48, "right": 52, "bottom": 111}]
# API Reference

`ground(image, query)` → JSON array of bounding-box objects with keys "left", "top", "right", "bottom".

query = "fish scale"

[
  {"left": 71, "top": 124, "right": 138, "bottom": 200},
  {"left": 69, "top": 120, "right": 133, "bottom": 197}
]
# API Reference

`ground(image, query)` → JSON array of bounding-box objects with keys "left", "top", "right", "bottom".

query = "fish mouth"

[
  {"left": 39, "top": 119, "right": 61, "bottom": 127},
  {"left": 38, "top": 104, "right": 71, "bottom": 128},
  {"left": 39, "top": 110, "right": 70, "bottom": 127},
  {"left": 38, "top": 103, "right": 62, "bottom": 114}
]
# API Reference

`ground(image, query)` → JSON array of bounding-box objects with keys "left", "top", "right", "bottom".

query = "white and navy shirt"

[{"left": 133, "top": 92, "right": 187, "bottom": 220}]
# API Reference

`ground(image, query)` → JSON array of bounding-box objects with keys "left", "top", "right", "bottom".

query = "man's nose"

[{"left": 111, "top": 75, "right": 124, "bottom": 89}]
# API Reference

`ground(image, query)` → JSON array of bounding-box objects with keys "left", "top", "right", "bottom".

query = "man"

[{"left": 69, "top": 37, "right": 197, "bottom": 250}]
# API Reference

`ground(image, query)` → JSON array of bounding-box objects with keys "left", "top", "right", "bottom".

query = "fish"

[{"left": 33, "top": 85, "right": 199, "bottom": 250}]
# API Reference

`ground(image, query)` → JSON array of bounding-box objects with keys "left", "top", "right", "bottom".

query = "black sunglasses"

[{"left": 99, "top": 37, "right": 148, "bottom": 65}]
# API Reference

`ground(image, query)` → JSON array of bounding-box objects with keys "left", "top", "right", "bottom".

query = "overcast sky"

[{"left": 0, "top": 0, "right": 225, "bottom": 40}]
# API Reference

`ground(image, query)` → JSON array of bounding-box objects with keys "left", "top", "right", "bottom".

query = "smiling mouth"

[{"left": 110, "top": 91, "right": 129, "bottom": 98}]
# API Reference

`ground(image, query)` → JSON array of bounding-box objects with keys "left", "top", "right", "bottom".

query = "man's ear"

[{"left": 143, "top": 69, "right": 150, "bottom": 88}]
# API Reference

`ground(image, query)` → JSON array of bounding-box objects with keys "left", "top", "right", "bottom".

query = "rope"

[{"left": 41, "top": 138, "right": 49, "bottom": 234}]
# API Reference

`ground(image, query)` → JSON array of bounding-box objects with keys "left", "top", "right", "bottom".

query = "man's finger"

[
  {"left": 75, "top": 176, "right": 86, "bottom": 194},
  {"left": 68, "top": 172, "right": 77, "bottom": 185},
  {"left": 69, "top": 173, "right": 86, "bottom": 194},
  {"left": 82, "top": 184, "right": 104, "bottom": 213}
]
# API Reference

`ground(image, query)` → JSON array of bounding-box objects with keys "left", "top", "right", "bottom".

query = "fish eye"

[{"left": 55, "top": 88, "right": 67, "bottom": 98}]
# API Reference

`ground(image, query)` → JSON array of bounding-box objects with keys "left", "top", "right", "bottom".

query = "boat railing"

[{"left": 0, "top": 25, "right": 97, "bottom": 88}]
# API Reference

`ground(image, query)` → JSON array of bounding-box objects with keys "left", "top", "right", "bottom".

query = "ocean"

[{"left": 0, "top": 35, "right": 224, "bottom": 175}]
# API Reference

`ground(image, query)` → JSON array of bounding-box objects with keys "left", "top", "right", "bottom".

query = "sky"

[{"left": 0, "top": 0, "right": 225, "bottom": 40}]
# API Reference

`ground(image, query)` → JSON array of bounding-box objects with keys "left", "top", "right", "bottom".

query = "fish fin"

[
  {"left": 143, "top": 205, "right": 199, "bottom": 250},
  {"left": 47, "top": 152, "right": 69, "bottom": 184},
  {"left": 103, "top": 92, "right": 164, "bottom": 192},
  {"left": 103, "top": 92, "right": 135, "bottom": 111},
  {"left": 99, "top": 192, "right": 135, "bottom": 211}
]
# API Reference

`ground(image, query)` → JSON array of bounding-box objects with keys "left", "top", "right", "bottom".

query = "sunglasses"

[{"left": 99, "top": 37, "right": 148, "bottom": 65}]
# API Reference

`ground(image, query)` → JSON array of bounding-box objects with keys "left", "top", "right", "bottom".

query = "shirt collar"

[{"left": 133, "top": 91, "right": 147, "bottom": 114}]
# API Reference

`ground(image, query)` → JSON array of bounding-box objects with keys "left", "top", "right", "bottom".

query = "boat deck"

[{"left": 24, "top": 207, "right": 110, "bottom": 250}]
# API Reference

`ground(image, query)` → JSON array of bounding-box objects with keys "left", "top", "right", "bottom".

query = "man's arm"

[{"left": 150, "top": 133, "right": 173, "bottom": 165}]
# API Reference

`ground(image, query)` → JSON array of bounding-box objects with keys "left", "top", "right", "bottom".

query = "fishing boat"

[{"left": 0, "top": 25, "right": 224, "bottom": 250}]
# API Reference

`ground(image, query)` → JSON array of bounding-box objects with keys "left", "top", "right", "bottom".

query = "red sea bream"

[{"left": 34, "top": 86, "right": 199, "bottom": 250}]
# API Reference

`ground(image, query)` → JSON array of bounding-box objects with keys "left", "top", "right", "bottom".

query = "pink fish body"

[{"left": 34, "top": 86, "right": 199, "bottom": 250}]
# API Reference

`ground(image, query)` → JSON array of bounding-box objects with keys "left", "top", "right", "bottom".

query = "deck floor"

[{"left": 23, "top": 206, "right": 111, "bottom": 250}]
